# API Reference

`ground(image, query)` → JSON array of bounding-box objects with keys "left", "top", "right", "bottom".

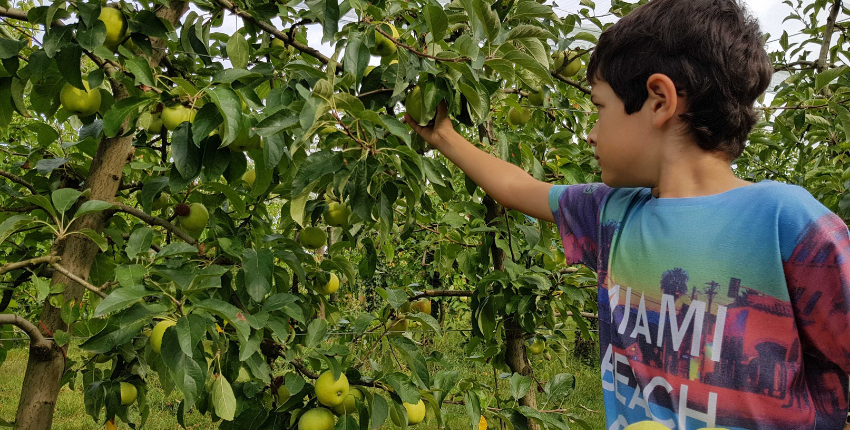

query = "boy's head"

[{"left": 585, "top": 0, "right": 773, "bottom": 186}]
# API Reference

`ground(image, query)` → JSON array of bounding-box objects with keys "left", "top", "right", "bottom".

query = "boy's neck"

[{"left": 650, "top": 142, "right": 751, "bottom": 199}]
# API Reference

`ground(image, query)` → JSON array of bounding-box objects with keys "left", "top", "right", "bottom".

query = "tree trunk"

[
  {"left": 484, "top": 196, "right": 540, "bottom": 430},
  {"left": 14, "top": 3, "right": 188, "bottom": 429}
]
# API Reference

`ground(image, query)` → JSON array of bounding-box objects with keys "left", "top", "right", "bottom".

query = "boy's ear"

[{"left": 645, "top": 73, "right": 684, "bottom": 129}]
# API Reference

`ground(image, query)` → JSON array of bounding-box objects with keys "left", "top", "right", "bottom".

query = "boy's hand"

[{"left": 404, "top": 101, "right": 456, "bottom": 150}]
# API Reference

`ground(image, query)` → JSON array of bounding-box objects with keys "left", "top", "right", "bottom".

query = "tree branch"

[
  {"left": 0, "top": 255, "right": 60, "bottom": 277},
  {"left": 370, "top": 19, "right": 471, "bottom": 63},
  {"left": 551, "top": 73, "right": 590, "bottom": 95},
  {"left": 0, "top": 169, "right": 37, "bottom": 194},
  {"left": 49, "top": 262, "right": 107, "bottom": 298},
  {"left": 817, "top": 0, "right": 843, "bottom": 74},
  {"left": 112, "top": 204, "right": 198, "bottom": 246},
  {"left": 0, "top": 314, "right": 52, "bottom": 351},
  {"left": 410, "top": 290, "right": 473, "bottom": 300},
  {"left": 0, "top": 205, "right": 38, "bottom": 213},
  {"left": 210, "top": 0, "right": 340, "bottom": 72},
  {"left": 0, "top": 5, "right": 63, "bottom": 26}
]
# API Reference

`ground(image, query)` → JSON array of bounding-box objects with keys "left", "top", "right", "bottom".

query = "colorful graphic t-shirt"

[{"left": 548, "top": 180, "right": 850, "bottom": 430}]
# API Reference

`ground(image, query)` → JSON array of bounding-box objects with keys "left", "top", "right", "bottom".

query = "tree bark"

[
  {"left": 14, "top": 3, "right": 188, "bottom": 429},
  {"left": 816, "top": 0, "right": 842, "bottom": 96},
  {"left": 483, "top": 196, "right": 540, "bottom": 430}
]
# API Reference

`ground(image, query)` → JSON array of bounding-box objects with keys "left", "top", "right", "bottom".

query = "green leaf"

[
  {"left": 474, "top": 0, "right": 500, "bottom": 41},
  {"left": 140, "top": 177, "right": 169, "bottom": 214},
  {"left": 389, "top": 336, "right": 430, "bottom": 387},
  {"left": 51, "top": 188, "right": 81, "bottom": 213},
  {"left": 406, "top": 312, "right": 441, "bottom": 334},
  {"left": 506, "top": 25, "right": 552, "bottom": 41},
  {"left": 211, "top": 375, "right": 238, "bottom": 420},
  {"left": 76, "top": 20, "right": 107, "bottom": 51},
  {"left": 34, "top": 276, "right": 50, "bottom": 302},
  {"left": 115, "top": 264, "right": 146, "bottom": 289},
  {"left": 254, "top": 109, "right": 300, "bottom": 137},
  {"left": 383, "top": 372, "right": 420, "bottom": 405},
  {"left": 0, "top": 215, "right": 35, "bottom": 245},
  {"left": 56, "top": 45, "right": 84, "bottom": 90},
  {"left": 226, "top": 32, "right": 250, "bottom": 70},
  {"left": 815, "top": 65, "right": 848, "bottom": 92},
  {"left": 125, "top": 56, "right": 156, "bottom": 87},
  {"left": 173, "top": 121, "right": 201, "bottom": 179},
  {"left": 103, "top": 97, "right": 149, "bottom": 138},
  {"left": 544, "top": 373, "right": 575, "bottom": 403},
  {"left": 243, "top": 248, "right": 273, "bottom": 302},
  {"left": 77, "top": 228, "right": 108, "bottom": 252},
  {"left": 156, "top": 243, "right": 199, "bottom": 258},
  {"left": 305, "top": 318, "right": 328, "bottom": 349},
  {"left": 193, "top": 299, "right": 253, "bottom": 342},
  {"left": 126, "top": 227, "right": 154, "bottom": 259},
  {"left": 161, "top": 328, "right": 206, "bottom": 410},
  {"left": 370, "top": 394, "right": 389, "bottom": 429},
  {"left": 207, "top": 86, "right": 243, "bottom": 147},
  {"left": 424, "top": 5, "right": 449, "bottom": 42},
  {"left": 509, "top": 373, "right": 532, "bottom": 400},
  {"left": 94, "top": 286, "right": 153, "bottom": 317},
  {"left": 0, "top": 38, "right": 25, "bottom": 60},
  {"left": 203, "top": 182, "right": 245, "bottom": 216},
  {"left": 74, "top": 200, "right": 116, "bottom": 218}
]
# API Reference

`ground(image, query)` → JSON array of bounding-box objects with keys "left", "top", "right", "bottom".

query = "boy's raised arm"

[{"left": 406, "top": 103, "right": 555, "bottom": 223}]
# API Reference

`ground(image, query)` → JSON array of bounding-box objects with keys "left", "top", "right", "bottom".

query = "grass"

[{"left": 0, "top": 319, "right": 604, "bottom": 429}]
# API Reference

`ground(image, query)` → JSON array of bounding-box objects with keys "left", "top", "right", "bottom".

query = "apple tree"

[{"left": 0, "top": 0, "right": 847, "bottom": 429}]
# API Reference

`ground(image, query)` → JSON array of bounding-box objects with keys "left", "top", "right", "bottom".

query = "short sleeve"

[
  {"left": 548, "top": 183, "right": 613, "bottom": 271},
  {"left": 781, "top": 194, "right": 850, "bottom": 373}
]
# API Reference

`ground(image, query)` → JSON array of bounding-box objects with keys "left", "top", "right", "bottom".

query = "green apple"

[
  {"left": 298, "top": 408, "right": 336, "bottom": 430},
  {"left": 242, "top": 169, "right": 256, "bottom": 187},
  {"left": 623, "top": 422, "right": 673, "bottom": 430},
  {"left": 177, "top": 203, "right": 209, "bottom": 231},
  {"left": 552, "top": 50, "right": 581, "bottom": 78},
  {"left": 318, "top": 126, "right": 338, "bottom": 136},
  {"left": 152, "top": 193, "right": 170, "bottom": 211},
  {"left": 364, "top": 66, "right": 376, "bottom": 77},
  {"left": 371, "top": 23, "right": 398, "bottom": 57},
  {"left": 299, "top": 226, "right": 327, "bottom": 249},
  {"left": 528, "top": 338, "right": 545, "bottom": 355},
  {"left": 277, "top": 385, "right": 291, "bottom": 403},
  {"left": 139, "top": 111, "right": 163, "bottom": 134},
  {"left": 404, "top": 400, "right": 426, "bottom": 424},
  {"left": 316, "top": 273, "right": 340, "bottom": 295},
  {"left": 507, "top": 107, "right": 531, "bottom": 126},
  {"left": 405, "top": 86, "right": 436, "bottom": 127},
  {"left": 161, "top": 105, "right": 196, "bottom": 131},
  {"left": 389, "top": 318, "right": 409, "bottom": 333},
  {"left": 60, "top": 81, "right": 101, "bottom": 117},
  {"left": 228, "top": 124, "right": 262, "bottom": 151},
  {"left": 332, "top": 387, "right": 363, "bottom": 415},
  {"left": 542, "top": 249, "right": 565, "bottom": 270},
  {"left": 414, "top": 299, "right": 431, "bottom": 315},
  {"left": 99, "top": 7, "right": 128, "bottom": 51},
  {"left": 527, "top": 89, "right": 544, "bottom": 106},
  {"left": 271, "top": 38, "right": 296, "bottom": 60},
  {"left": 324, "top": 202, "right": 351, "bottom": 227},
  {"left": 315, "top": 370, "right": 349, "bottom": 407},
  {"left": 151, "top": 320, "right": 176, "bottom": 353},
  {"left": 120, "top": 382, "right": 137, "bottom": 406}
]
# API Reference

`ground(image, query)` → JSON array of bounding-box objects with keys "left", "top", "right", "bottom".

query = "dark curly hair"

[{"left": 586, "top": 0, "right": 773, "bottom": 160}]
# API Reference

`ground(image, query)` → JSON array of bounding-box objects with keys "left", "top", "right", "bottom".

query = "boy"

[{"left": 405, "top": 0, "right": 850, "bottom": 429}]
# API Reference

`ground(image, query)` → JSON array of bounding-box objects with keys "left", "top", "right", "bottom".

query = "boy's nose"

[{"left": 587, "top": 124, "right": 598, "bottom": 147}]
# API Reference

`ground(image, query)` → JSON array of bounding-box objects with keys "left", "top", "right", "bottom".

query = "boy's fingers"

[
  {"left": 404, "top": 113, "right": 423, "bottom": 134},
  {"left": 435, "top": 101, "right": 448, "bottom": 121}
]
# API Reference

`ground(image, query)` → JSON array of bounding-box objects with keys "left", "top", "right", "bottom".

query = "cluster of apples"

[
  {"left": 295, "top": 371, "right": 426, "bottom": 430},
  {"left": 298, "top": 201, "right": 353, "bottom": 251},
  {"left": 387, "top": 298, "right": 431, "bottom": 333}
]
